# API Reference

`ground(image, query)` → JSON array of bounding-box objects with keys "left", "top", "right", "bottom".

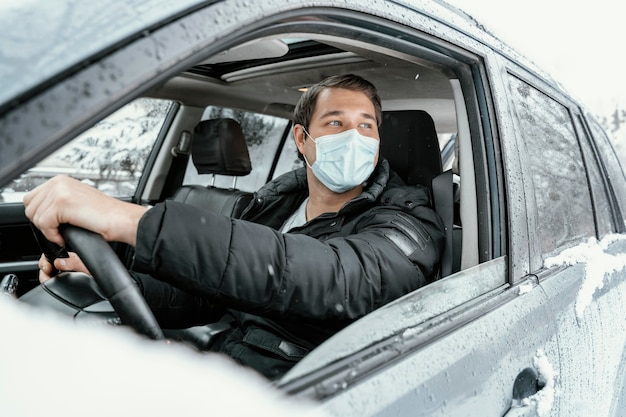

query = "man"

[{"left": 24, "top": 74, "right": 445, "bottom": 379}]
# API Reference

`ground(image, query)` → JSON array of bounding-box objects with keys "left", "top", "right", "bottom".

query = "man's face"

[{"left": 296, "top": 87, "right": 380, "bottom": 166}]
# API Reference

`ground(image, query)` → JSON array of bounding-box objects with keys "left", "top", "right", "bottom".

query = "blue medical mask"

[{"left": 303, "top": 128, "right": 379, "bottom": 193}]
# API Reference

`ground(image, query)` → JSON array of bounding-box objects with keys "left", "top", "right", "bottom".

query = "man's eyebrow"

[{"left": 319, "top": 110, "right": 377, "bottom": 121}]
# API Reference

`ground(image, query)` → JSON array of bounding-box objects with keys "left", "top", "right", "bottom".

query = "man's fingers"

[
  {"left": 29, "top": 193, "right": 67, "bottom": 246},
  {"left": 23, "top": 175, "right": 77, "bottom": 246},
  {"left": 38, "top": 227, "right": 65, "bottom": 247},
  {"left": 37, "top": 252, "right": 91, "bottom": 283},
  {"left": 38, "top": 254, "right": 52, "bottom": 283},
  {"left": 38, "top": 269, "right": 52, "bottom": 284},
  {"left": 24, "top": 174, "right": 145, "bottom": 247},
  {"left": 53, "top": 252, "right": 91, "bottom": 276}
]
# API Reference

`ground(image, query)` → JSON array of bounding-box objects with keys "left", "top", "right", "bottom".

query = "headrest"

[
  {"left": 379, "top": 110, "right": 443, "bottom": 189},
  {"left": 191, "top": 118, "right": 252, "bottom": 176}
]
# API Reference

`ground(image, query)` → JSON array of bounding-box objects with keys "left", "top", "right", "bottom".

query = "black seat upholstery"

[
  {"left": 173, "top": 185, "right": 253, "bottom": 217},
  {"left": 172, "top": 118, "right": 253, "bottom": 218},
  {"left": 190, "top": 118, "right": 252, "bottom": 177},
  {"left": 379, "top": 110, "right": 457, "bottom": 277},
  {"left": 379, "top": 110, "right": 443, "bottom": 191}
]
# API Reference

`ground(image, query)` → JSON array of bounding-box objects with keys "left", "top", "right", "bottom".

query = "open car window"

[
  {"left": 136, "top": 13, "right": 503, "bottom": 354},
  {"left": 150, "top": 32, "right": 503, "bottom": 387}
]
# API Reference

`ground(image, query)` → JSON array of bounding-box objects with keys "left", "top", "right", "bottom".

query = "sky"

[{"left": 445, "top": 0, "right": 625, "bottom": 117}]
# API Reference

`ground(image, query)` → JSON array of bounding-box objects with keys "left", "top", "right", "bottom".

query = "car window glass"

[
  {"left": 0, "top": 98, "right": 172, "bottom": 203},
  {"left": 182, "top": 107, "right": 290, "bottom": 192},
  {"left": 586, "top": 116, "right": 626, "bottom": 226},
  {"left": 508, "top": 75, "right": 594, "bottom": 257},
  {"left": 573, "top": 115, "right": 613, "bottom": 237}
]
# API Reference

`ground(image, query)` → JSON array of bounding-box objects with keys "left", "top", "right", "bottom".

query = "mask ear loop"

[
  {"left": 302, "top": 127, "right": 315, "bottom": 142},
  {"left": 301, "top": 126, "right": 315, "bottom": 168}
]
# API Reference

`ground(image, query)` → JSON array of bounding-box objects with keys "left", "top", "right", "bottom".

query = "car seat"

[
  {"left": 379, "top": 110, "right": 458, "bottom": 277},
  {"left": 166, "top": 118, "right": 255, "bottom": 348},
  {"left": 172, "top": 118, "right": 254, "bottom": 217}
]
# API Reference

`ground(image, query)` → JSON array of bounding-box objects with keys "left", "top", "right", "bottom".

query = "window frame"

[
  {"left": 507, "top": 72, "right": 595, "bottom": 258},
  {"left": 582, "top": 113, "right": 626, "bottom": 233},
  {"left": 571, "top": 111, "right": 615, "bottom": 238}
]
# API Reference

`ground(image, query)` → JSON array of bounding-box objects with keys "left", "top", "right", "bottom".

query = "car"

[{"left": 2, "top": 0, "right": 626, "bottom": 416}]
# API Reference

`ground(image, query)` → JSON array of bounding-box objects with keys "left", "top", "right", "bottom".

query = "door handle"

[{"left": 502, "top": 367, "right": 542, "bottom": 417}]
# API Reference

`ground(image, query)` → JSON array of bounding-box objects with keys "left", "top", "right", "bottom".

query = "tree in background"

[
  {"left": 0, "top": 98, "right": 171, "bottom": 201},
  {"left": 600, "top": 106, "right": 626, "bottom": 168},
  {"left": 609, "top": 108, "right": 626, "bottom": 134},
  {"left": 59, "top": 98, "right": 171, "bottom": 186},
  {"left": 599, "top": 107, "right": 625, "bottom": 135},
  {"left": 202, "top": 106, "right": 277, "bottom": 147}
]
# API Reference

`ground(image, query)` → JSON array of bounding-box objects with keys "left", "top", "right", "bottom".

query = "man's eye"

[
  {"left": 359, "top": 123, "right": 373, "bottom": 129},
  {"left": 328, "top": 120, "right": 341, "bottom": 126}
]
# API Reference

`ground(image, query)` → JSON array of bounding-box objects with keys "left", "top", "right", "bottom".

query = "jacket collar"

[{"left": 256, "top": 158, "right": 391, "bottom": 212}]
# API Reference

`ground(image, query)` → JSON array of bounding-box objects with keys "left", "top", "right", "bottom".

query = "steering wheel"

[{"left": 59, "top": 224, "right": 164, "bottom": 340}]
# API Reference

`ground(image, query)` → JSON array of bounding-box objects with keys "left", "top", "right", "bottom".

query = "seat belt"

[{"left": 431, "top": 170, "right": 454, "bottom": 278}]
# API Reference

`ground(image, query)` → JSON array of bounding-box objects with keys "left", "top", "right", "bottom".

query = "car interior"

[
  {"left": 140, "top": 33, "right": 485, "bottom": 278},
  {"left": 75, "top": 30, "right": 495, "bottom": 361}
]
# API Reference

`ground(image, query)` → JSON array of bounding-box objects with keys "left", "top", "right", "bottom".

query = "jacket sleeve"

[{"left": 133, "top": 197, "right": 444, "bottom": 321}]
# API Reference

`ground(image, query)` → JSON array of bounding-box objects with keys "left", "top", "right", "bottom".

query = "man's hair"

[{"left": 293, "top": 74, "right": 382, "bottom": 130}]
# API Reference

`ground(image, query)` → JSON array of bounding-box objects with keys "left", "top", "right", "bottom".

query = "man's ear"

[{"left": 293, "top": 124, "right": 307, "bottom": 154}]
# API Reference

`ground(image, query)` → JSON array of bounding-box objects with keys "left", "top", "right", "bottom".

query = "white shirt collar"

[{"left": 279, "top": 197, "right": 309, "bottom": 233}]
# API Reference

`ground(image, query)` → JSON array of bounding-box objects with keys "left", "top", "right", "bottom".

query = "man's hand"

[
  {"left": 38, "top": 252, "right": 91, "bottom": 283},
  {"left": 23, "top": 175, "right": 148, "bottom": 247}
]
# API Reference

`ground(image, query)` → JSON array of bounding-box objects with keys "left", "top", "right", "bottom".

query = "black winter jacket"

[{"left": 132, "top": 159, "right": 445, "bottom": 379}]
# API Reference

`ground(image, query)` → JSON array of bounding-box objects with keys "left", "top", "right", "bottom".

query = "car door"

[
  {"left": 0, "top": 98, "right": 174, "bottom": 295},
  {"left": 503, "top": 64, "right": 626, "bottom": 415},
  {"left": 279, "top": 259, "right": 561, "bottom": 416}
]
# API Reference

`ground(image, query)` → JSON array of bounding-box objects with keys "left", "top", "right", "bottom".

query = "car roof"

[
  {"left": 148, "top": 38, "right": 459, "bottom": 130},
  {"left": 0, "top": 0, "right": 563, "bottom": 114},
  {"left": 0, "top": 0, "right": 207, "bottom": 108}
]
